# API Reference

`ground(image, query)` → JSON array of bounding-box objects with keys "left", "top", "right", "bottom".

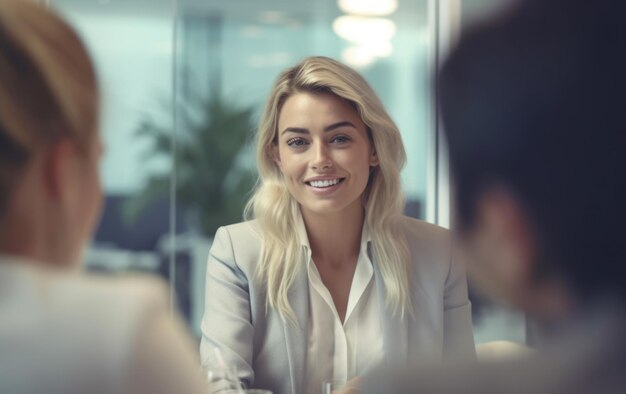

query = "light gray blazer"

[{"left": 200, "top": 216, "right": 474, "bottom": 394}]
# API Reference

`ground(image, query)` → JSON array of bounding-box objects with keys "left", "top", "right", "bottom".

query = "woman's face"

[{"left": 274, "top": 91, "right": 378, "bottom": 217}]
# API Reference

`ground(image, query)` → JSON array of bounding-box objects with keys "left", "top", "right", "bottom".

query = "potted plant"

[{"left": 123, "top": 91, "right": 257, "bottom": 238}]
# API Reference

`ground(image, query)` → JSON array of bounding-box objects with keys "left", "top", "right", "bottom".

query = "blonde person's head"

[
  {"left": 0, "top": 0, "right": 101, "bottom": 266},
  {"left": 246, "top": 56, "right": 411, "bottom": 321},
  {"left": 0, "top": 0, "right": 98, "bottom": 216}
]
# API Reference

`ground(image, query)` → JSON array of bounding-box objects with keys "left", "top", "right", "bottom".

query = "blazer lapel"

[
  {"left": 282, "top": 265, "right": 309, "bottom": 394},
  {"left": 372, "top": 253, "right": 409, "bottom": 368}
]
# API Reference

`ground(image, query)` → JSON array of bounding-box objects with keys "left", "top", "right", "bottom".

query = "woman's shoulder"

[
  {"left": 394, "top": 216, "right": 453, "bottom": 267},
  {"left": 11, "top": 262, "right": 169, "bottom": 310},
  {"left": 396, "top": 215, "right": 450, "bottom": 243},
  {"left": 9, "top": 266, "right": 173, "bottom": 353},
  {"left": 52, "top": 271, "right": 171, "bottom": 321},
  {"left": 213, "top": 220, "right": 262, "bottom": 248},
  {"left": 210, "top": 220, "right": 263, "bottom": 272},
  {"left": 217, "top": 220, "right": 261, "bottom": 238},
  {"left": 0, "top": 266, "right": 187, "bottom": 390}
]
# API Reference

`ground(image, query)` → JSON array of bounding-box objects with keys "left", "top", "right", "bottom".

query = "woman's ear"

[
  {"left": 270, "top": 143, "right": 282, "bottom": 171},
  {"left": 43, "top": 138, "right": 80, "bottom": 204},
  {"left": 369, "top": 148, "right": 379, "bottom": 167}
]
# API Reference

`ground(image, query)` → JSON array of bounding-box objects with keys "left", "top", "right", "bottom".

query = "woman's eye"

[
  {"left": 331, "top": 135, "right": 350, "bottom": 144},
  {"left": 286, "top": 138, "right": 308, "bottom": 147}
]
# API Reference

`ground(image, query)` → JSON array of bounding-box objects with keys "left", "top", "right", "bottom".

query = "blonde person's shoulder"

[
  {"left": 75, "top": 273, "right": 208, "bottom": 394},
  {"left": 210, "top": 220, "right": 263, "bottom": 273},
  {"left": 396, "top": 215, "right": 450, "bottom": 243},
  {"left": 49, "top": 272, "right": 174, "bottom": 340},
  {"left": 20, "top": 269, "right": 193, "bottom": 393},
  {"left": 54, "top": 270, "right": 170, "bottom": 308},
  {"left": 396, "top": 216, "right": 453, "bottom": 276},
  {"left": 218, "top": 219, "right": 261, "bottom": 241}
]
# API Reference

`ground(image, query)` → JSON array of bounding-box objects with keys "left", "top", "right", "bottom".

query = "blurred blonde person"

[
  {"left": 0, "top": 1, "right": 208, "bottom": 393},
  {"left": 201, "top": 56, "right": 474, "bottom": 394}
]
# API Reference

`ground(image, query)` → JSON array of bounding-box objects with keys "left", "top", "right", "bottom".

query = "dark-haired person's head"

[
  {"left": 439, "top": 0, "right": 626, "bottom": 319},
  {"left": 0, "top": 0, "right": 102, "bottom": 267}
]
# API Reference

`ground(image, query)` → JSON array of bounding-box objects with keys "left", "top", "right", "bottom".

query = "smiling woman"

[
  {"left": 274, "top": 92, "right": 377, "bottom": 221},
  {"left": 200, "top": 56, "right": 475, "bottom": 394}
]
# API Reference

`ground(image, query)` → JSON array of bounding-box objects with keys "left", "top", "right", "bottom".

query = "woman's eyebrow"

[
  {"left": 281, "top": 127, "right": 309, "bottom": 135},
  {"left": 324, "top": 121, "right": 356, "bottom": 132},
  {"left": 280, "top": 121, "right": 357, "bottom": 135}
]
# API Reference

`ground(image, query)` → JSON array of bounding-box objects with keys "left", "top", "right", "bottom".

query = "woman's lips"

[{"left": 304, "top": 178, "right": 345, "bottom": 195}]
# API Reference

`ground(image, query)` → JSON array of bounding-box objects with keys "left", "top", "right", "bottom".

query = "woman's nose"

[{"left": 310, "top": 142, "right": 332, "bottom": 171}]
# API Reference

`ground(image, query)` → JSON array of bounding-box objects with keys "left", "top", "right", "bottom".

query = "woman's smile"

[{"left": 304, "top": 177, "right": 346, "bottom": 195}]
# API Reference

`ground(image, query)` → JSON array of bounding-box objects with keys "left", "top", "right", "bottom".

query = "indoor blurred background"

[{"left": 43, "top": 0, "right": 522, "bottom": 347}]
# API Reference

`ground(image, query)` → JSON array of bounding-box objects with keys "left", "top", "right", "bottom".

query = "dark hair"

[{"left": 439, "top": 0, "right": 626, "bottom": 300}]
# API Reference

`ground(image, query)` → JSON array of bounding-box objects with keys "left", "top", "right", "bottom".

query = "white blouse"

[{"left": 296, "top": 219, "right": 384, "bottom": 394}]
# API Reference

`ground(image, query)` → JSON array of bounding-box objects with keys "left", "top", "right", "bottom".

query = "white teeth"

[{"left": 309, "top": 179, "right": 340, "bottom": 188}]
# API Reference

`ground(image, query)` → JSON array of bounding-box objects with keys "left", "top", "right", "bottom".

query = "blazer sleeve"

[
  {"left": 442, "top": 239, "right": 476, "bottom": 361},
  {"left": 200, "top": 226, "right": 255, "bottom": 388}
]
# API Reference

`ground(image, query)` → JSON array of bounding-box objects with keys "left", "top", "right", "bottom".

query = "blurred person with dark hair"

[
  {"left": 0, "top": 1, "right": 208, "bottom": 393},
  {"left": 364, "top": 0, "right": 626, "bottom": 392}
]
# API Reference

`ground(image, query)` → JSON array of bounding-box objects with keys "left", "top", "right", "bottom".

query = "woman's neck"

[
  {"left": 300, "top": 200, "right": 364, "bottom": 266},
  {"left": 0, "top": 221, "right": 58, "bottom": 267},
  {"left": 0, "top": 181, "right": 70, "bottom": 268}
]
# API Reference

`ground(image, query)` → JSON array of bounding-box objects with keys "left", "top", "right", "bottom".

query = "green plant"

[{"left": 123, "top": 92, "right": 257, "bottom": 237}]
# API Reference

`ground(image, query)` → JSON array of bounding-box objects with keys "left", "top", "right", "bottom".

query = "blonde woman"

[
  {"left": 201, "top": 56, "right": 474, "bottom": 394},
  {"left": 0, "top": 2, "right": 207, "bottom": 393}
]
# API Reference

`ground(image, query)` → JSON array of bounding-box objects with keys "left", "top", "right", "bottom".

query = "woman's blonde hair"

[
  {"left": 0, "top": 0, "right": 98, "bottom": 215},
  {"left": 245, "top": 56, "right": 410, "bottom": 321}
]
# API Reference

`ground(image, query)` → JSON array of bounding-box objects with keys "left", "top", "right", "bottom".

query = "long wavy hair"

[{"left": 245, "top": 56, "right": 410, "bottom": 322}]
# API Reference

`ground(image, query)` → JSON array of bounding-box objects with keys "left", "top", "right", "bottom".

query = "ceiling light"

[
  {"left": 333, "top": 15, "right": 396, "bottom": 44},
  {"left": 338, "top": 0, "right": 398, "bottom": 16},
  {"left": 342, "top": 46, "right": 376, "bottom": 69},
  {"left": 259, "top": 11, "right": 286, "bottom": 24},
  {"left": 363, "top": 41, "right": 393, "bottom": 57}
]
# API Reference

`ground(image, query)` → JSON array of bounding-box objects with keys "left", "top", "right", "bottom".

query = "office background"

[{"left": 44, "top": 0, "right": 522, "bottom": 345}]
